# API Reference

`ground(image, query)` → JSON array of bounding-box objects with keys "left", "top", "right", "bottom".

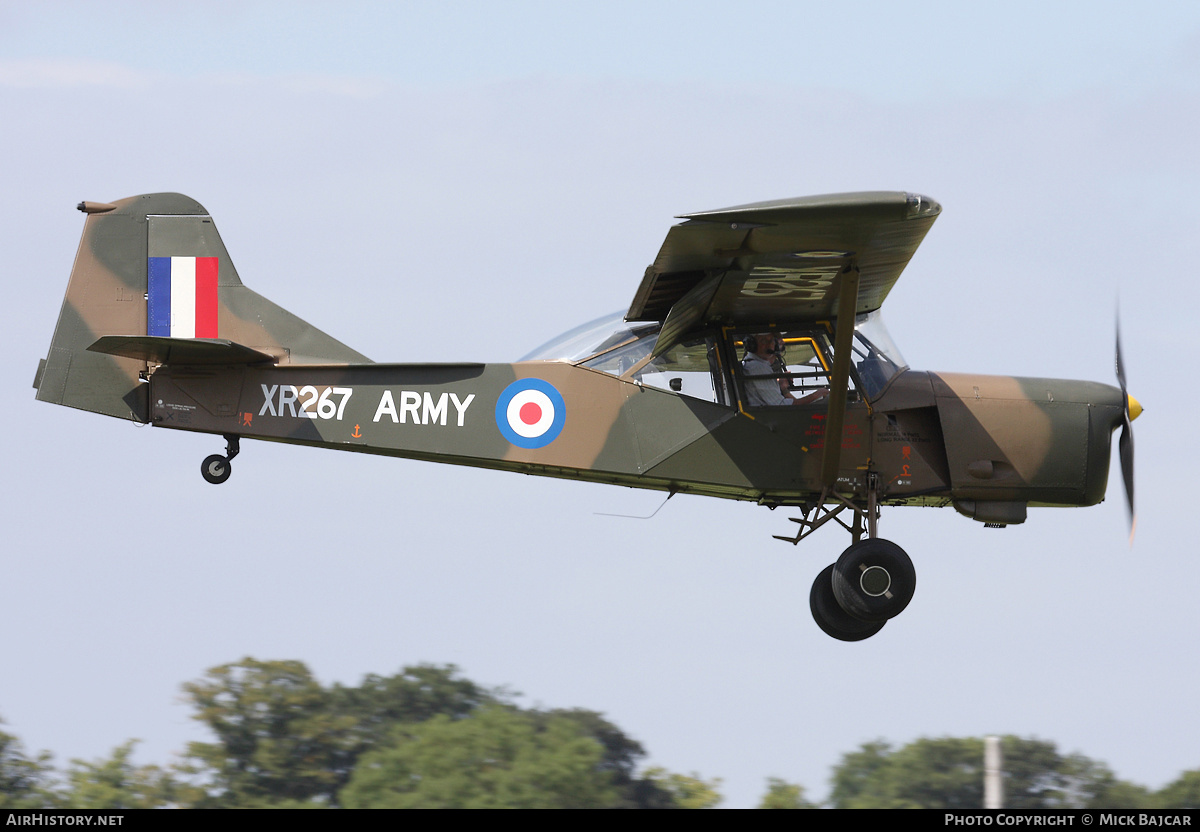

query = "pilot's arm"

[
  {"left": 770, "top": 348, "right": 828, "bottom": 406},
  {"left": 793, "top": 388, "right": 829, "bottom": 405}
]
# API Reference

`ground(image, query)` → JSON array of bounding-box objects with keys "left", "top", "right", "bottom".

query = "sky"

[{"left": 3, "top": 0, "right": 1199, "bottom": 808}]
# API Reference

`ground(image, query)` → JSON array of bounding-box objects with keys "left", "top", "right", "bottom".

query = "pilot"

[{"left": 742, "top": 333, "right": 829, "bottom": 407}]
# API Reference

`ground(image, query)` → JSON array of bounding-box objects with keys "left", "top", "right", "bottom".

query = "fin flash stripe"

[{"left": 147, "top": 257, "right": 218, "bottom": 339}]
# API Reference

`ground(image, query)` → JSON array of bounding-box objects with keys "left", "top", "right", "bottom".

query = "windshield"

[
  {"left": 519, "top": 312, "right": 658, "bottom": 362},
  {"left": 851, "top": 311, "right": 908, "bottom": 397}
]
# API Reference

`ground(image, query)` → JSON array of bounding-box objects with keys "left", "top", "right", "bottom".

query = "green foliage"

[
  {"left": 829, "top": 739, "right": 897, "bottom": 808},
  {"left": 1155, "top": 770, "right": 1200, "bottom": 809},
  {"left": 641, "top": 766, "right": 723, "bottom": 809},
  {"left": 341, "top": 706, "right": 617, "bottom": 808},
  {"left": 758, "top": 777, "right": 816, "bottom": 809},
  {"left": 329, "top": 663, "right": 495, "bottom": 751},
  {"left": 530, "top": 708, "right": 676, "bottom": 808},
  {"left": 829, "top": 736, "right": 1151, "bottom": 810},
  {"left": 324, "top": 662, "right": 499, "bottom": 803},
  {"left": 835, "top": 737, "right": 985, "bottom": 809},
  {"left": 63, "top": 741, "right": 175, "bottom": 809},
  {"left": 0, "top": 726, "right": 58, "bottom": 809},
  {"left": 179, "top": 658, "right": 498, "bottom": 807},
  {"left": 176, "top": 657, "right": 679, "bottom": 808},
  {"left": 1055, "top": 751, "right": 1151, "bottom": 809},
  {"left": 180, "top": 658, "right": 354, "bottom": 807},
  {"left": 20, "top": 659, "right": 1192, "bottom": 812}
]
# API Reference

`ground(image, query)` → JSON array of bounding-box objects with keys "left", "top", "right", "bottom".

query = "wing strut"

[{"left": 819, "top": 262, "right": 860, "bottom": 488}]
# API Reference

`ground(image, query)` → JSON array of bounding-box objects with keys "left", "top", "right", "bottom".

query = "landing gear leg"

[{"left": 200, "top": 435, "right": 240, "bottom": 485}]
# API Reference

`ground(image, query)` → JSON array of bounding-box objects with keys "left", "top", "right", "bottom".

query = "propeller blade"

[
  {"left": 1119, "top": 417, "right": 1135, "bottom": 540},
  {"left": 1116, "top": 316, "right": 1127, "bottom": 398},
  {"left": 1115, "top": 314, "right": 1135, "bottom": 543}
]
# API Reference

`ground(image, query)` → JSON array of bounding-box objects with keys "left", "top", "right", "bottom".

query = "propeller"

[{"left": 1115, "top": 316, "right": 1141, "bottom": 542}]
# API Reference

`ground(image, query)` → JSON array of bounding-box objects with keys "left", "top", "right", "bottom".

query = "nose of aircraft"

[{"left": 1127, "top": 394, "right": 1143, "bottom": 421}]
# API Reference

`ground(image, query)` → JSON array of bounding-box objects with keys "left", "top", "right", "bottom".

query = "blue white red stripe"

[
  {"left": 495, "top": 379, "right": 566, "bottom": 449},
  {"left": 147, "top": 257, "right": 218, "bottom": 338}
]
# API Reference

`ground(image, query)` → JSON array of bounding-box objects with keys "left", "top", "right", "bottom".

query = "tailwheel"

[
  {"left": 809, "top": 563, "right": 885, "bottom": 642},
  {"left": 200, "top": 435, "right": 240, "bottom": 485},
  {"left": 201, "top": 454, "right": 232, "bottom": 485},
  {"left": 831, "top": 538, "right": 915, "bottom": 623}
]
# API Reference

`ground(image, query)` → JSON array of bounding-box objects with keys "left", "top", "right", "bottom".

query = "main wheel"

[
  {"left": 809, "top": 563, "right": 885, "bottom": 642},
  {"left": 831, "top": 538, "right": 915, "bottom": 623},
  {"left": 201, "top": 454, "right": 232, "bottom": 485}
]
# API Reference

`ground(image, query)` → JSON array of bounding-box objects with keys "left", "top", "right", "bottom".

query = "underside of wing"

[{"left": 627, "top": 192, "right": 941, "bottom": 353}]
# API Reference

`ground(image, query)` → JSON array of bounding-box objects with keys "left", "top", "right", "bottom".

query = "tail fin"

[{"left": 34, "top": 193, "right": 369, "bottom": 422}]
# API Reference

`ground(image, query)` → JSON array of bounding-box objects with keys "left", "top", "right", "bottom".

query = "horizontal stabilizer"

[{"left": 88, "top": 336, "right": 277, "bottom": 366}]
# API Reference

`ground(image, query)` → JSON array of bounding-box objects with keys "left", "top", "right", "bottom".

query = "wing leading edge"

[{"left": 627, "top": 192, "right": 940, "bottom": 355}]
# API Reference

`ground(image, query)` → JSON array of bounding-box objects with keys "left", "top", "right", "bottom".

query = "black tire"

[
  {"left": 831, "top": 538, "right": 915, "bottom": 623},
  {"left": 809, "top": 563, "right": 886, "bottom": 642},
  {"left": 201, "top": 454, "right": 232, "bottom": 485}
]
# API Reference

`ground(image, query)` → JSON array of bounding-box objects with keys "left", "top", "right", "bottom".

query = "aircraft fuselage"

[{"left": 148, "top": 360, "right": 1125, "bottom": 517}]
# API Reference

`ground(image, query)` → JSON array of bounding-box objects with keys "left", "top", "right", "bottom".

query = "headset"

[{"left": 742, "top": 333, "right": 784, "bottom": 357}]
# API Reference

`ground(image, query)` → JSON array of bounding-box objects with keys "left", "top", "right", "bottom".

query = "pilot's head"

[{"left": 745, "top": 333, "right": 780, "bottom": 357}]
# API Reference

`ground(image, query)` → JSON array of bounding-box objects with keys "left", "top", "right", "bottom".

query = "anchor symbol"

[{"left": 351, "top": 424, "right": 362, "bottom": 439}]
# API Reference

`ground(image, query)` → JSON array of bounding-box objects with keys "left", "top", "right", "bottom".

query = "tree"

[
  {"left": 0, "top": 725, "right": 58, "bottom": 809},
  {"left": 179, "top": 659, "right": 506, "bottom": 807},
  {"left": 62, "top": 741, "right": 176, "bottom": 809},
  {"left": 640, "top": 767, "right": 723, "bottom": 809},
  {"left": 341, "top": 706, "right": 617, "bottom": 808},
  {"left": 1155, "top": 770, "right": 1200, "bottom": 809},
  {"left": 530, "top": 708, "right": 677, "bottom": 808},
  {"left": 758, "top": 777, "right": 816, "bottom": 809},
  {"left": 834, "top": 737, "right": 985, "bottom": 809},
  {"left": 323, "top": 662, "right": 499, "bottom": 800},
  {"left": 829, "top": 740, "right": 896, "bottom": 808},
  {"left": 1055, "top": 751, "right": 1150, "bottom": 809},
  {"left": 329, "top": 663, "right": 496, "bottom": 748},
  {"left": 180, "top": 658, "right": 355, "bottom": 807},
  {"left": 829, "top": 736, "right": 1149, "bottom": 810},
  {"left": 178, "top": 657, "right": 696, "bottom": 809}
]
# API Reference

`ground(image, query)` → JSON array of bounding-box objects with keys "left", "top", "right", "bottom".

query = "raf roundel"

[{"left": 495, "top": 379, "right": 566, "bottom": 449}]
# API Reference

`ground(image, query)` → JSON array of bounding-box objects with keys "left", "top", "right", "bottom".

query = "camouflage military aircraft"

[{"left": 34, "top": 191, "right": 1140, "bottom": 641}]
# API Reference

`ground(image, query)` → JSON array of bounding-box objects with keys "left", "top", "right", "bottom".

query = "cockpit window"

[
  {"left": 526, "top": 313, "right": 727, "bottom": 403},
  {"left": 520, "top": 312, "right": 657, "bottom": 363},
  {"left": 580, "top": 332, "right": 729, "bottom": 405},
  {"left": 522, "top": 309, "right": 907, "bottom": 406},
  {"left": 732, "top": 314, "right": 907, "bottom": 405},
  {"left": 580, "top": 335, "right": 656, "bottom": 377},
  {"left": 735, "top": 330, "right": 833, "bottom": 407},
  {"left": 851, "top": 311, "right": 907, "bottom": 398},
  {"left": 627, "top": 336, "right": 728, "bottom": 403}
]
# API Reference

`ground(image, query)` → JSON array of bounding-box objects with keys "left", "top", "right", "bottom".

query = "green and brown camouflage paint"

[{"left": 34, "top": 193, "right": 1128, "bottom": 525}]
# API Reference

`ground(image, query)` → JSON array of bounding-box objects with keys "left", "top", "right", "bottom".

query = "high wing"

[
  {"left": 626, "top": 191, "right": 941, "bottom": 489},
  {"left": 626, "top": 191, "right": 941, "bottom": 356}
]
